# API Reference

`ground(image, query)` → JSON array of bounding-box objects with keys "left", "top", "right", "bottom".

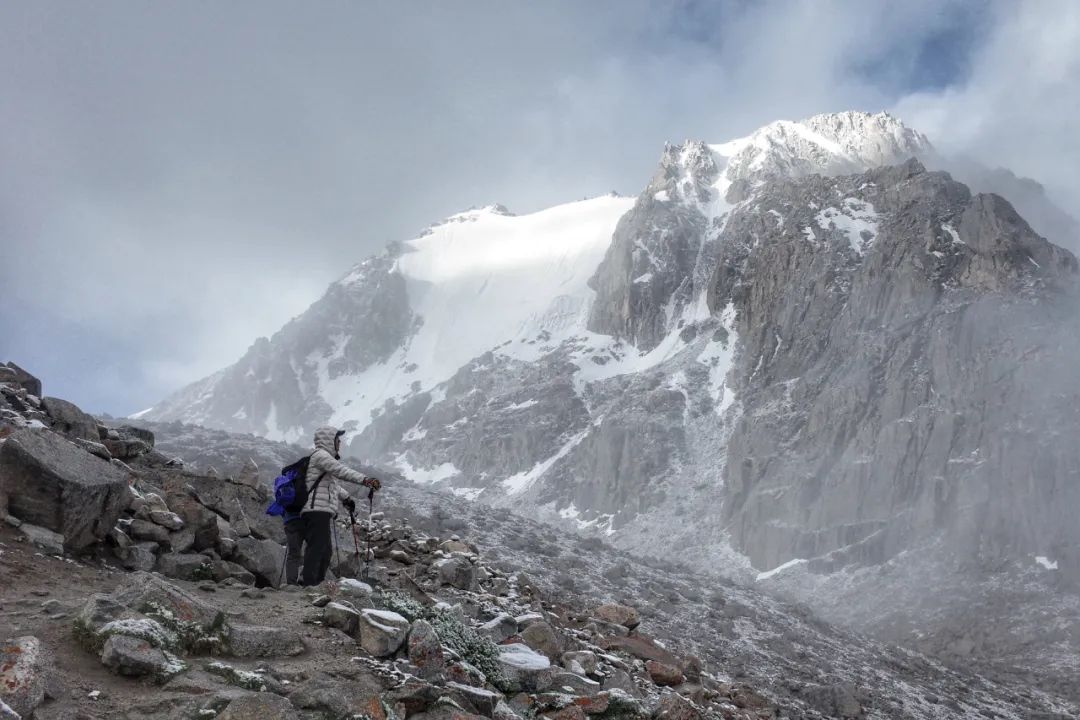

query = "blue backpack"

[{"left": 266, "top": 455, "right": 325, "bottom": 516}]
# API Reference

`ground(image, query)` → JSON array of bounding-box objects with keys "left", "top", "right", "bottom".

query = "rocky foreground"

[{"left": 2, "top": 365, "right": 1079, "bottom": 719}]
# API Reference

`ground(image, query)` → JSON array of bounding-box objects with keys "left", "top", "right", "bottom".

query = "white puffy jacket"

[{"left": 302, "top": 425, "right": 368, "bottom": 515}]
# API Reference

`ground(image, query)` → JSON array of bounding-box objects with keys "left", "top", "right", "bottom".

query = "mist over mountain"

[{"left": 140, "top": 111, "right": 1080, "bottom": 692}]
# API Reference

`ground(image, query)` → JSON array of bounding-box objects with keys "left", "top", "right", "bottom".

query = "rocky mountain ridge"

[{"left": 132, "top": 112, "right": 1080, "bottom": 697}]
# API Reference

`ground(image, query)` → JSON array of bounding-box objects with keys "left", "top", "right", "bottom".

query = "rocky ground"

[{"left": 3, "top": 367, "right": 1080, "bottom": 719}]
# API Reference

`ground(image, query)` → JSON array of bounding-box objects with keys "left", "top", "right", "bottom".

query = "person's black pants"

[
  {"left": 301, "top": 511, "right": 333, "bottom": 586},
  {"left": 284, "top": 516, "right": 307, "bottom": 585}
]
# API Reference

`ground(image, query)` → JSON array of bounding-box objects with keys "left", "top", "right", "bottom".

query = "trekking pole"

[
  {"left": 361, "top": 486, "right": 375, "bottom": 581},
  {"left": 348, "top": 507, "right": 361, "bottom": 557},
  {"left": 278, "top": 546, "right": 288, "bottom": 587},
  {"left": 331, "top": 517, "right": 341, "bottom": 573}
]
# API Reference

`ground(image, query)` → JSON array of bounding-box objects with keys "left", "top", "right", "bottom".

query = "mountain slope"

[{"left": 142, "top": 111, "right": 1080, "bottom": 687}]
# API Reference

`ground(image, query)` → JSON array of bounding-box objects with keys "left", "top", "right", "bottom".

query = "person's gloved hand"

[
  {"left": 342, "top": 497, "right": 356, "bottom": 514},
  {"left": 363, "top": 476, "right": 382, "bottom": 491}
]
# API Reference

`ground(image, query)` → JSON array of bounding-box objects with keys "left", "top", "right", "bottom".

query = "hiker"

[
  {"left": 282, "top": 506, "right": 306, "bottom": 585},
  {"left": 300, "top": 425, "right": 381, "bottom": 586}
]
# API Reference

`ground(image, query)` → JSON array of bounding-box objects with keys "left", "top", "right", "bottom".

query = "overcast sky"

[{"left": 3, "top": 0, "right": 1078, "bottom": 415}]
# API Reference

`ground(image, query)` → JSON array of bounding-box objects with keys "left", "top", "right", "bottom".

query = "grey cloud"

[{"left": 1, "top": 1, "right": 1076, "bottom": 413}]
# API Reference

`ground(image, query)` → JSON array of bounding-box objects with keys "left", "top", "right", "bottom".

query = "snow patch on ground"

[
  {"left": 450, "top": 487, "right": 485, "bottom": 501},
  {"left": 756, "top": 558, "right": 809, "bottom": 582},
  {"left": 1036, "top": 556, "right": 1059, "bottom": 571},
  {"left": 392, "top": 455, "right": 460, "bottom": 485},
  {"left": 815, "top": 198, "right": 879, "bottom": 255},
  {"left": 502, "top": 429, "right": 589, "bottom": 495},
  {"left": 943, "top": 223, "right": 964, "bottom": 245}
]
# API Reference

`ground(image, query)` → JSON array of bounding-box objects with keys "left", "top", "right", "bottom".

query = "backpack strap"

[{"left": 307, "top": 471, "right": 328, "bottom": 509}]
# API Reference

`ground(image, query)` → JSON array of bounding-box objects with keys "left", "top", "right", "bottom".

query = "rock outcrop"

[{"left": 0, "top": 428, "right": 132, "bottom": 550}]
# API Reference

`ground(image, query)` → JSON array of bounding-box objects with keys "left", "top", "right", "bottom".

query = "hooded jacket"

[{"left": 302, "top": 425, "right": 368, "bottom": 515}]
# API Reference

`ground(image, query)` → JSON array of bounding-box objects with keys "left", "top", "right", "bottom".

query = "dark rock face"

[
  {"left": 143, "top": 252, "right": 415, "bottom": 440},
  {"left": 711, "top": 161, "right": 1080, "bottom": 572},
  {"left": 40, "top": 397, "right": 99, "bottom": 443},
  {"left": 0, "top": 429, "right": 131, "bottom": 550},
  {"left": 588, "top": 142, "right": 718, "bottom": 351},
  {"left": 1, "top": 362, "right": 42, "bottom": 397}
]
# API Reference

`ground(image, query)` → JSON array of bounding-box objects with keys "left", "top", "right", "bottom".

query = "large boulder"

[
  {"left": 645, "top": 660, "right": 685, "bottom": 687},
  {"left": 226, "top": 623, "right": 305, "bottom": 658},
  {"left": 1, "top": 362, "right": 42, "bottom": 397},
  {"left": 357, "top": 609, "right": 410, "bottom": 657},
  {"left": 40, "top": 397, "right": 98, "bottom": 442},
  {"left": 216, "top": 693, "right": 300, "bottom": 720},
  {"left": 594, "top": 604, "right": 640, "bottom": 630},
  {"left": 232, "top": 537, "right": 286, "bottom": 588},
  {"left": 497, "top": 643, "right": 553, "bottom": 693},
  {"left": 100, "top": 634, "right": 186, "bottom": 682},
  {"left": 156, "top": 552, "right": 214, "bottom": 582},
  {"left": 0, "top": 428, "right": 131, "bottom": 550},
  {"left": 434, "top": 556, "right": 479, "bottom": 591},
  {"left": 479, "top": 614, "right": 518, "bottom": 643},
  {"left": 0, "top": 636, "right": 55, "bottom": 718},
  {"left": 324, "top": 602, "right": 362, "bottom": 635},
  {"left": 520, "top": 620, "right": 563, "bottom": 660},
  {"left": 407, "top": 619, "right": 445, "bottom": 679}
]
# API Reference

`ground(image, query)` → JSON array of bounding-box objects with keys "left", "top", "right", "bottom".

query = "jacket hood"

[{"left": 313, "top": 426, "right": 340, "bottom": 455}]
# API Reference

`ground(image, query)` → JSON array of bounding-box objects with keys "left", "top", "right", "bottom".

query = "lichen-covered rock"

[
  {"left": 357, "top": 609, "right": 410, "bottom": 657},
  {"left": 0, "top": 428, "right": 131, "bottom": 550},
  {"left": 408, "top": 619, "right": 445, "bottom": 679},
  {"left": 0, "top": 637, "right": 55, "bottom": 718},
  {"left": 100, "top": 634, "right": 186, "bottom": 682}
]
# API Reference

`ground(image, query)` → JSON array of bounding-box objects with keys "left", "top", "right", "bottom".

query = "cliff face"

[{"left": 706, "top": 159, "right": 1080, "bottom": 573}]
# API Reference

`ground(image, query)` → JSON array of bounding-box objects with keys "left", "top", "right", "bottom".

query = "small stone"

[
  {"left": 19, "top": 523, "right": 65, "bottom": 555},
  {"left": 646, "top": 660, "right": 684, "bottom": 687},
  {"left": 311, "top": 595, "right": 332, "bottom": 608},
  {"left": 149, "top": 510, "right": 184, "bottom": 531},
  {"left": 562, "top": 651, "right": 598, "bottom": 675},
  {"left": 390, "top": 549, "right": 413, "bottom": 564},
  {"left": 594, "top": 604, "right": 640, "bottom": 630}
]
